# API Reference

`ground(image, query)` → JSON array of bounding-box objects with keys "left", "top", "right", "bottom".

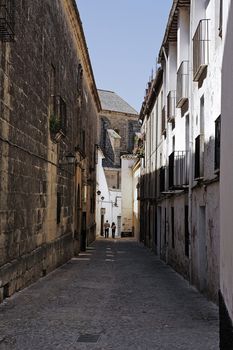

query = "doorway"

[
  {"left": 81, "top": 212, "right": 87, "bottom": 251},
  {"left": 101, "top": 213, "right": 104, "bottom": 236}
]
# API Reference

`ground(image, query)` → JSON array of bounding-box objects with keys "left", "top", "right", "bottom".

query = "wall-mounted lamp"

[
  {"left": 101, "top": 196, "right": 105, "bottom": 201},
  {"left": 65, "top": 152, "right": 76, "bottom": 165},
  {"left": 97, "top": 190, "right": 101, "bottom": 196}
]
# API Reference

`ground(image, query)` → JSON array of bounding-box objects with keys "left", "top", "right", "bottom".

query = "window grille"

[
  {"left": 52, "top": 95, "right": 67, "bottom": 135},
  {"left": 0, "top": 0, "right": 15, "bottom": 42},
  {"left": 177, "top": 61, "right": 189, "bottom": 107},
  {"left": 167, "top": 91, "right": 176, "bottom": 122},
  {"left": 161, "top": 106, "right": 166, "bottom": 136},
  {"left": 193, "top": 19, "right": 210, "bottom": 81},
  {"left": 169, "top": 151, "right": 189, "bottom": 189}
]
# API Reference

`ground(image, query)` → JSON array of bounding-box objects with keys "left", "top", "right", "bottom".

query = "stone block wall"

[
  {"left": 0, "top": 0, "right": 99, "bottom": 301},
  {"left": 100, "top": 112, "right": 139, "bottom": 168}
]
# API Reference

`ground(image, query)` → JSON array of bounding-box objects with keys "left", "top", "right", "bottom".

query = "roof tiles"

[{"left": 98, "top": 89, "right": 138, "bottom": 115}]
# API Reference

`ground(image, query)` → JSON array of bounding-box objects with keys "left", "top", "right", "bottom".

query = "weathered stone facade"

[
  {"left": 98, "top": 90, "right": 139, "bottom": 169},
  {"left": 0, "top": 0, "right": 100, "bottom": 301}
]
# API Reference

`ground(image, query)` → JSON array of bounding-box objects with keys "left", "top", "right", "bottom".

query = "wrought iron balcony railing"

[
  {"left": 167, "top": 91, "right": 176, "bottom": 122},
  {"left": 0, "top": 0, "right": 15, "bottom": 42},
  {"left": 176, "top": 61, "right": 189, "bottom": 108},
  {"left": 193, "top": 19, "right": 210, "bottom": 82},
  {"left": 169, "top": 151, "right": 189, "bottom": 189}
]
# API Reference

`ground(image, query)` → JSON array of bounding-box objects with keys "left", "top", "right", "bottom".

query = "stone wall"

[
  {"left": 0, "top": 0, "right": 99, "bottom": 301},
  {"left": 100, "top": 112, "right": 139, "bottom": 168}
]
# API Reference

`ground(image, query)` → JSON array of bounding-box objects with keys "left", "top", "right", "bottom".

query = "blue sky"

[{"left": 77, "top": 0, "right": 172, "bottom": 112}]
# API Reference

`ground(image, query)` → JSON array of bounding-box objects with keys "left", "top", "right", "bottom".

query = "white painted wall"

[
  {"left": 121, "top": 156, "right": 137, "bottom": 234},
  {"left": 96, "top": 149, "right": 122, "bottom": 237},
  {"left": 220, "top": 0, "right": 233, "bottom": 322},
  {"left": 141, "top": 0, "right": 222, "bottom": 301},
  {"left": 177, "top": 7, "right": 190, "bottom": 66}
]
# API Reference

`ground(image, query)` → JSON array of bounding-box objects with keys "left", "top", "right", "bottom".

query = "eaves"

[
  {"left": 158, "top": 0, "right": 190, "bottom": 63},
  {"left": 139, "top": 68, "right": 163, "bottom": 122}
]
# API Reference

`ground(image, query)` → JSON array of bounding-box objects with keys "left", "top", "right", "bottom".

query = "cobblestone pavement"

[{"left": 0, "top": 238, "right": 219, "bottom": 350}]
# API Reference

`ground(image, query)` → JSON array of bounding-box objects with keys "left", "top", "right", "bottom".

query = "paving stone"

[{"left": 0, "top": 238, "right": 219, "bottom": 349}]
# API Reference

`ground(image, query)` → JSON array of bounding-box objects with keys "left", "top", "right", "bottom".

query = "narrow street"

[{"left": 0, "top": 238, "right": 218, "bottom": 350}]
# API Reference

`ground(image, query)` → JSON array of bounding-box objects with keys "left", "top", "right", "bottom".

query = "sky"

[{"left": 77, "top": 0, "right": 173, "bottom": 113}]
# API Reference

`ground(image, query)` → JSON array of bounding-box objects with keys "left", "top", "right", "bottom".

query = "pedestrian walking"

[
  {"left": 104, "top": 220, "right": 110, "bottom": 238},
  {"left": 111, "top": 222, "right": 116, "bottom": 238}
]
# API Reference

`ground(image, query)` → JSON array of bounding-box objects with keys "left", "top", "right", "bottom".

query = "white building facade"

[
  {"left": 95, "top": 148, "right": 121, "bottom": 237},
  {"left": 140, "top": 0, "right": 223, "bottom": 303},
  {"left": 220, "top": 0, "right": 233, "bottom": 347}
]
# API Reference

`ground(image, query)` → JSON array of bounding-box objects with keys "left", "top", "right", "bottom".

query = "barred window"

[{"left": 0, "top": 0, "right": 15, "bottom": 42}]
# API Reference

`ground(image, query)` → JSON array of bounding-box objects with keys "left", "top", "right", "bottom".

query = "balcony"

[
  {"left": 0, "top": 0, "right": 15, "bottom": 42},
  {"left": 176, "top": 61, "right": 189, "bottom": 108},
  {"left": 167, "top": 91, "right": 176, "bottom": 122},
  {"left": 193, "top": 19, "right": 210, "bottom": 82},
  {"left": 159, "top": 166, "right": 166, "bottom": 193},
  {"left": 169, "top": 151, "right": 189, "bottom": 189},
  {"left": 161, "top": 106, "right": 166, "bottom": 136},
  {"left": 194, "top": 134, "right": 204, "bottom": 179}
]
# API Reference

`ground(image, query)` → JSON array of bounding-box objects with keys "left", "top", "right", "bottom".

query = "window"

[
  {"left": 52, "top": 95, "right": 67, "bottom": 135},
  {"left": 215, "top": 115, "right": 221, "bottom": 171},
  {"left": 59, "top": 97, "right": 67, "bottom": 134},
  {"left": 193, "top": 20, "right": 210, "bottom": 81},
  {"left": 177, "top": 61, "right": 189, "bottom": 107},
  {"left": 200, "top": 95, "right": 205, "bottom": 134},
  {"left": 194, "top": 135, "right": 204, "bottom": 179},
  {"left": 159, "top": 166, "right": 166, "bottom": 193},
  {"left": 49, "top": 65, "right": 56, "bottom": 115},
  {"left": 194, "top": 97, "right": 205, "bottom": 179},
  {"left": 161, "top": 106, "right": 166, "bottom": 136},
  {"left": 219, "top": 0, "right": 223, "bottom": 37},
  {"left": 77, "top": 63, "right": 83, "bottom": 93},
  {"left": 0, "top": 0, "right": 15, "bottom": 42}
]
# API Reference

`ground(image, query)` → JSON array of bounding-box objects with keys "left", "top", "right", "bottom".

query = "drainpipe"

[{"left": 188, "top": 6, "right": 194, "bottom": 284}]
